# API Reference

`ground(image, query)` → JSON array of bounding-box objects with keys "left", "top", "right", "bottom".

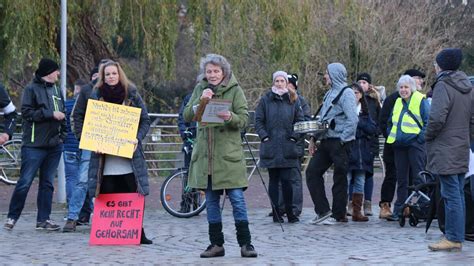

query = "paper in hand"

[{"left": 201, "top": 99, "right": 232, "bottom": 123}]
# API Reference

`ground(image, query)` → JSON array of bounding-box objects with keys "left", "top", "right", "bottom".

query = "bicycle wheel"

[
  {"left": 160, "top": 169, "right": 206, "bottom": 218},
  {"left": 0, "top": 139, "right": 22, "bottom": 185}
]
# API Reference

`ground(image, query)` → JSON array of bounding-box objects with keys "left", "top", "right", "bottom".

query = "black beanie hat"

[
  {"left": 404, "top": 69, "right": 426, "bottom": 78},
  {"left": 287, "top": 73, "right": 298, "bottom": 89},
  {"left": 90, "top": 66, "right": 99, "bottom": 80},
  {"left": 36, "top": 58, "right": 59, "bottom": 77},
  {"left": 436, "top": 48, "right": 463, "bottom": 71},
  {"left": 356, "top": 72, "right": 372, "bottom": 84}
]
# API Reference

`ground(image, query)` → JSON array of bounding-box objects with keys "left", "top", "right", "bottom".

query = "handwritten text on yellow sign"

[{"left": 79, "top": 100, "right": 141, "bottom": 158}]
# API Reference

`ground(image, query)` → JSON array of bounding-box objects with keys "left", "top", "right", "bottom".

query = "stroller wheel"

[
  {"left": 399, "top": 216, "right": 406, "bottom": 227},
  {"left": 409, "top": 214, "right": 418, "bottom": 227}
]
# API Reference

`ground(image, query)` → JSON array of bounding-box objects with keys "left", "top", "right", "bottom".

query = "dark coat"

[
  {"left": 348, "top": 111, "right": 377, "bottom": 173},
  {"left": 365, "top": 89, "right": 381, "bottom": 154},
  {"left": 426, "top": 71, "right": 474, "bottom": 175},
  {"left": 21, "top": 75, "right": 67, "bottom": 148},
  {"left": 295, "top": 93, "right": 312, "bottom": 158},
  {"left": 379, "top": 91, "right": 399, "bottom": 139},
  {"left": 71, "top": 80, "right": 95, "bottom": 140},
  {"left": 87, "top": 85, "right": 151, "bottom": 197},
  {"left": 255, "top": 90, "right": 304, "bottom": 168}
]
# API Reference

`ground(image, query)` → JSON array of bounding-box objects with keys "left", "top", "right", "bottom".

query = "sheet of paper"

[{"left": 201, "top": 99, "right": 232, "bottom": 123}]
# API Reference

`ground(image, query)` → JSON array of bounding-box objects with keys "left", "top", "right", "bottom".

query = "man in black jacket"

[{"left": 4, "top": 58, "right": 66, "bottom": 231}]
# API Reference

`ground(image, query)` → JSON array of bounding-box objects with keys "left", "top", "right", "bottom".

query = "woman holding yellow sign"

[
  {"left": 86, "top": 60, "right": 152, "bottom": 245},
  {"left": 184, "top": 54, "right": 258, "bottom": 258}
]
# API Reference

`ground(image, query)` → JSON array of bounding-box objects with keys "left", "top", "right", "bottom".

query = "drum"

[{"left": 293, "top": 121, "right": 328, "bottom": 134}]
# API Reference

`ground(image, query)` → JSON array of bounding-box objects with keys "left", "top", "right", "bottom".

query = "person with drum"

[{"left": 255, "top": 70, "right": 304, "bottom": 223}]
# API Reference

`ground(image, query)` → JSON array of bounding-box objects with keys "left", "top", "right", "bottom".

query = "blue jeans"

[
  {"left": 205, "top": 180, "right": 249, "bottom": 223},
  {"left": 440, "top": 174, "right": 466, "bottom": 243},
  {"left": 64, "top": 151, "right": 80, "bottom": 204},
  {"left": 364, "top": 172, "right": 374, "bottom": 201},
  {"left": 8, "top": 145, "right": 63, "bottom": 222},
  {"left": 348, "top": 170, "right": 365, "bottom": 194},
  {"left": 67, "top": 150, "right": 92, "bottom": 221}
]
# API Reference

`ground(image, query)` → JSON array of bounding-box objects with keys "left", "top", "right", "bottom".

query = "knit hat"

[
  {"left": 35, "top": 58, "right": 59, "bottom": 77},
  {"left": 272, "top": 71, "right": 288, "bottom": 83},
  {"left": 436, "top": 48, "right": 463, "bottom": 71},
  {"left": 90, "top": 66, "right": 99, "bottom": 80},
  {"left": 404, "top": 69, "right": 426, "bottom": 78},
  {"left": 356, "top": 72, "right": 372, "bottom": 84},
  {"left": 287, "top": 73, "right": 298, "bottom": 89}
]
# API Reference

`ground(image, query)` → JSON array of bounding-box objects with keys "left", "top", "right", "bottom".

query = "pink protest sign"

[{"left": 90, "top": 193, "right": 144, "bottom": 245}]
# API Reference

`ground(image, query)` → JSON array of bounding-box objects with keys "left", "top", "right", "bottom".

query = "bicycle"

[
  {"left": 0, "top": 139, "right": 22, "bottom": 185},
  {"left": 160, "top": 130, "right": 207, "bottom": 218}
]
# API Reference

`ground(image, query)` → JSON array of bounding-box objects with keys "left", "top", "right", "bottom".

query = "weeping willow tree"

[
  {"left": 0, "top": 0, "right": 472, "bottom": 111},
  {"left": 0, "top": 0, "right": 179, "bottom": 107}
]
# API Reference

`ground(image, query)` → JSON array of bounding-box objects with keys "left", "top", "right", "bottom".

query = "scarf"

[
  {"left": 100, "top": 82, "right": 126, "bottom": 104},
  {"left": 271, "top": 86, "right": 288, "bottom": 96}
]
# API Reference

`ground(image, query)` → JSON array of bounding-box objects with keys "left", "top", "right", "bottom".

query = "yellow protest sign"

[{"left": 79, "top": 99, "right": 141, "bottom": 158}]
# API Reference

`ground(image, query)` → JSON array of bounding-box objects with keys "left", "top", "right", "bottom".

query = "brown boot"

[
  {"left": 379, "top": 202, "right": 392, "bottom": 219},
  {"left": 352, "top": 193, "right": 369, "bottom": 222}
]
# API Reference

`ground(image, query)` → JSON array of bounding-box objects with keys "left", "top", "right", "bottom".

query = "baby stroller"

[{"left": 399, "top": 171, "right": 437, "bottom": 227}]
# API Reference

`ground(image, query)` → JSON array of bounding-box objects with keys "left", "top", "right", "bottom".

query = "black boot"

[
  {"left": 200, "top": 222, "right": 225, "bottom": 258},
  {"left": 235, "top": 221, "right": 258, "bottom": 258},
  {"left": 140, "top": 228, "right": 153, "bottom": 245}
]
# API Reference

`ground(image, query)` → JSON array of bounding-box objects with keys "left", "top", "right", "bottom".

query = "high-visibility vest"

[{"left": 386, "top": 91, "right": 424, "bottom": 144}]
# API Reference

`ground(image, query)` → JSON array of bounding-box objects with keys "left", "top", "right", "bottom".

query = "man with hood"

[
  {"left": 306, "top": 62, "right": 358, "bottom": 225},
  {"left": 427, "top": 48, "right": 474, "bottom": 252},
  {"left": 4, "top": 58, "right": 66, "bottom": 231}
]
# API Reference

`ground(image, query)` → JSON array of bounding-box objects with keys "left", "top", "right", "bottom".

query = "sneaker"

[
  {"left": 36, "top": 220, "right": 60, "bottom": 231},
  {"left": 62, "top": 219, "right": 77, "bottom": 232},
  {"left": 4, "top": 218, "right": 16, "bottom": 230},
  {"left": 310, "top": 211, "right": 332, "bottom": 225},
  {"left": 76, "top": 217, "right": 90, "bottom": 226},
  {"left": 386, "top": 213, "right": 399, "bottom": 222},
  {"left": 200, "top": 245, "right": 225, "bottom": 258},
  {"left": 428, "top": 238, "right": 462, "bottom": 252},
  {"left": 320, "top": 216, "right": 349, "bottom": 225},
  {"left": 241, "top": 244, "right": 258, "bottom": 258}
]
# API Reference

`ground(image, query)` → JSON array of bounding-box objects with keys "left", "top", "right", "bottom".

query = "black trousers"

[
  {"left": 305, "top": 139, "right": 349, "bottom": 219},
  {"left": 100, "top": 173, "right": 137, "bottom": 194},
  {"left": 276, "top": 165, "right": 303, "bottom": 216},
  {"left": 268, "top": 168, "right": 297, "bottom": 217},
  {"left": 380, "top": 143, "right": 397, "bottom": 204}
]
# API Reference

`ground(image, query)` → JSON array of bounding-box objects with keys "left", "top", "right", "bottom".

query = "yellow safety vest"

[{"left": 386, "top": 91, "right": 424, "bottom": 144}]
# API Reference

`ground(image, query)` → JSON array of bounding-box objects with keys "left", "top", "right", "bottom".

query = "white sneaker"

[
  {"left": 309, "top": 211, "right": 332, "bottom": 225},
  {"left": 4, "top": 218, "right": 16, "bottom": 230},
  {"left": 320, "top": 217, "right": 338, "bottom": 225}
]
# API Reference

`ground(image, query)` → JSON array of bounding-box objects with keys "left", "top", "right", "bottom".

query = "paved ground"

[{"left": 1, "top": 172, "right": 473, "bottom": 264}]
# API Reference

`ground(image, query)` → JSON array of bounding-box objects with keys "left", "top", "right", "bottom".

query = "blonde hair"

[
  {"left": 287, "top": 86, "right": 298, "bottom": 104},
  {"left": 95, "top": 60, "right": 133, "bottom": 95}
]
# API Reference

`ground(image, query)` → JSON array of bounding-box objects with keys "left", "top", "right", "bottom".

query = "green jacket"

[{"left": 183, "top": 73, "right": 249, "bottom": 190}]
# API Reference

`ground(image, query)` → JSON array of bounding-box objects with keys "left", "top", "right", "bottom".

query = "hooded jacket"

[
  {"left": 318, "top": 63, "right": 358, "bottom": 142},
  {"left": 21, "top": 75, "right": 67, "bottom": 148},
  {"left": 426, "top": 70, "right": 474, "bottom": 175},
  {"left": 183, "top": 73, "right": 249, "bottom": 190}
]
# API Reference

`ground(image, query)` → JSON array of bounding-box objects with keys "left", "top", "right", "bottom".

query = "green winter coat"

[{"left": 183, "top": 73, "right": 249, "bottom": 190}]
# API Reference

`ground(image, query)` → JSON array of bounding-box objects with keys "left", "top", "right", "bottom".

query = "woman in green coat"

[{"left": 183, "top": 54, "right": 257, "bottom": 258}]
